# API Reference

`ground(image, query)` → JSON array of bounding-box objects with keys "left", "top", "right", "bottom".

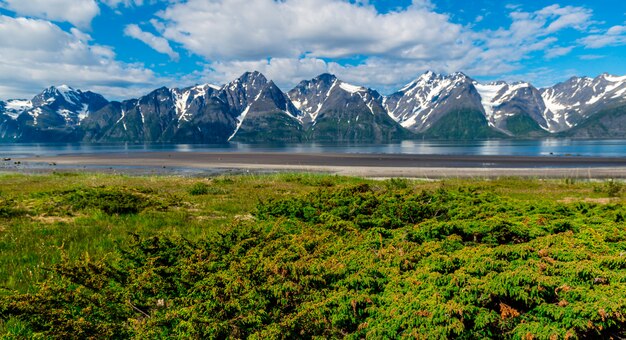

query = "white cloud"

[
  {"left": 0, "top": 15, "right": 160, "bottom": 100},
  {"left": 536, "top": 5, "right": 593, "bottom": 33},
  {"left": 580, "top": 24, "right": 626, "bottom": 48},
  {"left": 466, "top": 5, "right": 591, "bottom": 73},
  {"left": 124, "top": 24, "right": 179, "bottom": 61},
  {"left": 192, "top": 56, "right": 503, "bottom": 95},
  {"left": 579, "top": 54, "right": 605, "bottom": 60},
  {"left": 544, "top": 46, "right": 575, "bottom": 59},
  {"left": 147, "top": 1, "right": 596, "bottom": 92},
  {"left": 100, "top": 0, "right": 144, "bottom": 7},
  {"left": 0, "top": 0, "right": 100, "bottom": 28},
  {"left": 490, "top": 67, "right": 580, "bottom": 89},
  {"left": 0, "top": 1, "right": 608, "bottom": 100},
  {"left": 155, "top": 0, "right": 470, "bottom": 61}
]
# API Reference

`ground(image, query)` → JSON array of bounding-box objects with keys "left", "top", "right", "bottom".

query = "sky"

[{"left": 1, "top": 0, "right": 626, "bottom": 100}]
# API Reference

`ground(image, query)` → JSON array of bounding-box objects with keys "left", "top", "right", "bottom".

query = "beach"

[{"left": 11, "top": 152, "right": 626, "bottom": 178}]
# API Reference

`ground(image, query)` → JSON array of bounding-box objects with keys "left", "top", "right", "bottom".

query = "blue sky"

[{"left": 1, "top": 0, "right": 625, "bottom": 100}]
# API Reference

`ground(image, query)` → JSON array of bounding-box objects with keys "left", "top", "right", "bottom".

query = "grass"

[
  {"left": 0, "top": 173, "right": 624, "bottom": 338},
  {"left": 0, "top": 173, "right": 618, "bottom": 293},
  {"left": 0, "top": 172, "right": 367, "bottom": 293}
]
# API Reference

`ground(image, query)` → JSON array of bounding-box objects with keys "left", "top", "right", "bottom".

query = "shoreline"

[{"left": 7, "top": 152, "right": 626, "bottom": 178}]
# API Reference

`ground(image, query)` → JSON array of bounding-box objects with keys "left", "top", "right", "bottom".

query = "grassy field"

[{"left": 0, "top": 173, "right": 625, "bottom": 338}]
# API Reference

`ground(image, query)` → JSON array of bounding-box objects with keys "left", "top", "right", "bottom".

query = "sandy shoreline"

[{"left": 7, "top": 152, "right": 626, "bottom": 178}]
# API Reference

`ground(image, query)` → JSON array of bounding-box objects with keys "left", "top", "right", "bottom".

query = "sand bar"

[{"left": 9, "top": 152, "right": 626, "bottom": 178}]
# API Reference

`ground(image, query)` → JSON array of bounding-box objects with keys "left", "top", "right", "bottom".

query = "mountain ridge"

[{"left": 2, "top": 70, "right": 626, "bottom": 142}]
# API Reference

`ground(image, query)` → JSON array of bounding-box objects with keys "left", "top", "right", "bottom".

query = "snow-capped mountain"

[
  {"left": 82, "top": 72, "right": 304, "bottom": 143},
  {"left": 288, "top": 74, "right": 407, "bottom": 141},
  {"left": 474, "top": 81, "right": 549, "bottom": 136},
  {"left": 288, "top": 73, "right": 338, "bottom": 124},
  {"left": 0, "top": 85, "right": 108, "bottom": 142},
  {"left": 289, "top": 74, "right": 386, "bottom": 121},
  {"left": 82, "top": 83, "right": 234, "bottom": 143},
  {"left": 540, "top": 74, "right": 626, "bottom": 132},
  {"left": 224, "top": 72, "right": 303, "bottom": 142},
  {"left": 2, "top": 70, "right": 626, "bottom": 143},
  {"left": 21, "top": 85, "right": 109, "bottom": 128},
  {"left": 384, "top": 71, "right": 484, "bottom": 133},
  {"left": 382, "top": 70, "right": 626, "bottom": 137}
]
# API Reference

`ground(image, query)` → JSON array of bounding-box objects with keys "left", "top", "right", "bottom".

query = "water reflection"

[{"left": 0, "top": 139, "right": 626, "bottom": 158}]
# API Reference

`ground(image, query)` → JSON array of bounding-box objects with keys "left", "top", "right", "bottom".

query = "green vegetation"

[
  {"left": 505, "top": 114, "right": 549, "bottom": 137},
  {"left": 305, "top": 109, "right": 409, "bottom": 143},
  {"left": 233, "top": 112, "right": 304, "bottom": 143},
  {"left": 422, "top": 109, "right": 507, "bottom": 139},
  {"left": 1, "top": 173, "right": 626, "bottom": 338},
  {"left": 562, "top": 104, "right": 626, "bottom": 139}
]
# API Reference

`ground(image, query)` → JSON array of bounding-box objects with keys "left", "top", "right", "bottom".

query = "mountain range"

[{"left": 1, "top": 71, "right": 626, "bottom": 143}]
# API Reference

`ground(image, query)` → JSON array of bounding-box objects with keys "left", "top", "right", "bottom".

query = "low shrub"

[
  {"left": 188, "top": 182, "right": 210, "bottom": 195},
  {"left": 3, "top": 178, "right": 626, "bottom": 339}
]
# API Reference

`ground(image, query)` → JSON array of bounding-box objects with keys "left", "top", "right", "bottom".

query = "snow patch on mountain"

[
  {"left": 174, "top": 89, "right": 192, "bottom": 124},
  {"left": 30, "top": 108, "right": 42, "bottom": 125},
  {"left": 116, "top": 109, "right": 127, "bottom": 131},
  {"left": 474, "top": 81, "right": 539, "bottom": 131},
  {"left": 4, "top": 99, "right": 32, "bottom": 119},
  {"left": 339, "top": 82, "right": 366, "bottom": 94},
  {"left": 385, "top": 71, "right": 478, "bottom": 131},
  {"left": 228, "top": 104, "right": 251, "bottom": 141},
  {"left": 539, "top": 73, "right": 626, "bottom": 131},
  {"left": 473, "top": 82, "right": 506, "bottom": 126}
]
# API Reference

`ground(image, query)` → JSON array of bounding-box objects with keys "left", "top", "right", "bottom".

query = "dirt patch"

[
  {"left": 194, "top": 213, "right": 228, "bottom": 221},
  {"left": 233, "top": 214, "right": 255, "bottom": 221},
  {"left": 559, "top": 197, "right": 615, "bottom": 204},
  {"left": 31, "top": 215, "right": 76, "bottom": 224}
]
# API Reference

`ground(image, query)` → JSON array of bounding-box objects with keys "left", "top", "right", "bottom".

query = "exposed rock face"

[
  {"left": 474, "top": 82, "right": 549, "bottom": 136},
  {"left": 384, "top": 72, "right": 485, "bottom": 133},
  {"left": 289, "top": 74, "right": 408, "bottom": 142},
  {"left": 540, "top": 74, "right": 626, "bottom": 132}
]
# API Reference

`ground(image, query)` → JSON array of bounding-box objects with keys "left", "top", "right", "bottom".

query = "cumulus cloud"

[
  {"left": 189, "top": 56, "right": 502, "bottom": 95},
  {"left": 0, "top": 1, "right": 607, "bottom": 99},
  {"left": 124, "top": 24, "right": 179, "bottom": 61},
  {"left": 0, "top": 15, "right": 159, "bottom": 100},
  {"left": 155, "top": 0, "right": 470, "bottom": 61},
  {"left": 0, "top": 0, "right": 100, "bottom": 28},
  {"left": 145, "top": 1, "right": 595, "bottom": 92},
  {"left": 580, "top": 24, "right": 626, "bottom": 48}
]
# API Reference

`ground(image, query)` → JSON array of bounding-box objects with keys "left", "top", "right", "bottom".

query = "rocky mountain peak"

[
  {"left": 234, "top": 71, "right": 268, "bottom": 88},
  {"left": 2, "top": 70, "right": 626, "bottom": 143},
  {"left": 385, "top": 71, "right": 483, "bottom": 132},
  {"left": 540, "top": 72, "right": 626, "bottom": 131},
  {"left": 315, "top": 73, "right": 338, "bottom": 85}
]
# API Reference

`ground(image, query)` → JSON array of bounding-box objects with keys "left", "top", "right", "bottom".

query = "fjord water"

[{"left": 2, "top": 139, "right": 626, "bottom": 158}]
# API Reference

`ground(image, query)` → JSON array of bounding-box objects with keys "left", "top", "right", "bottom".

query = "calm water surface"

[{"left": 1, "top": 139, "right": 626, "bottom": 158}]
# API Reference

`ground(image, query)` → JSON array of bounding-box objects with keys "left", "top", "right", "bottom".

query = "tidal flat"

[{"left": 0, "top": 173, "right": 625, "bottom": 338}]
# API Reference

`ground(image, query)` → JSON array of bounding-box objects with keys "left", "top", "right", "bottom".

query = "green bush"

[
  {"left": 188, "top": 182, "right": 227, "bottom": 196},
  {"left": 606, "top": 180, "right": 623, "bottom": 197},
  {"left": 0, "top": 198, "right": 26, "bottom": 218},
  {"left": 384, "top": 177, "right": 410, "bottom": 190},
  {"left": 188, "top": 182, "right": 210, "bottom": 195},
  {"left": 2, "top": 181, "right": 626, "bottom": 338},
  {"left": 59, "top": 187, "right": 159, "bottom": 215}
]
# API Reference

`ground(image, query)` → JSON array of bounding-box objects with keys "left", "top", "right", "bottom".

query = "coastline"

[{"left": 8, "top": 152, "right": 626, "bottom": 178}]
